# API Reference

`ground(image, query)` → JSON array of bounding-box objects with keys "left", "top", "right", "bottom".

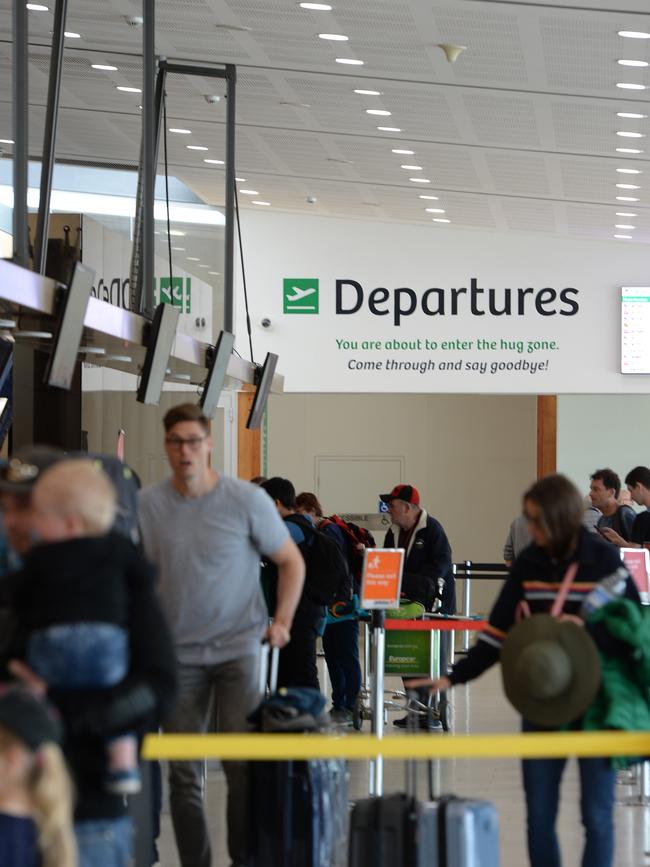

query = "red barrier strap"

[{"left": 385, "top": 618, "right": 488, "bottom": 631}]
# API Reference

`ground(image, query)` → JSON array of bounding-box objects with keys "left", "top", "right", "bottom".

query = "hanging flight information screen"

[{"left": 621, "top": 286, "right": 650, "bottom": 374}]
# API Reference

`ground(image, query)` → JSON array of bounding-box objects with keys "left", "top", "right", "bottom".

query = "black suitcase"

[
  {"left": 249, "top": 645, "right": 348, "bottom": 867},
  {"left": 349, "top": 700, "right": 440, "bottom": 867}
]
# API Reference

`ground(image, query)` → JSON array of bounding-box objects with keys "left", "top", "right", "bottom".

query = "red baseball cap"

[{"left": 379, "top": 484, "right": 420, "bottom": 507}]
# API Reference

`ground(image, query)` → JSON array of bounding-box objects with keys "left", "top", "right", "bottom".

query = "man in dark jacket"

[
  {"left": 381, "top": 484, "right": 454, "bottom": 613},
  {"left": 380, "top": 483, "right": 454, "bottom": 730}
]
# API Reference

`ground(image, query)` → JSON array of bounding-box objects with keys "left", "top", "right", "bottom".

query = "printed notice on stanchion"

[
  {"left": 621, "top": 547, "right": 650, "bottom": 604},
  {"left": 360, "top": 548, "right": 404, "bottom": 609}
]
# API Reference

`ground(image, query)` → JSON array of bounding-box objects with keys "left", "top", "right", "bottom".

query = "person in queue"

[
  {"left": 138, "top": 404, "right": 305, "bottom": 867},
  {"left": 380, "top": 484, "right": 454, "bottom": 729},
  {"left": 414, "top": 474, "right": 640, "bottom": 867},
  {"left": 0, "top": 686, "right": 76, "bottom": 867},
  {"left": 0, "top": 451, "right": 177, "bottom": 867}
]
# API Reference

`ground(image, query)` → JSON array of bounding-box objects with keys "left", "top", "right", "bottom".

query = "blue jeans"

[
  {"left": 522, "top": 720, "right": 615, "bottom": 867},
  {"left": 28, "top": 622, "right": 128, "bottom": 688},
  {"left": 75, "top": 816, "right": 133, "bottom": 867},
  {"left": 322, "top": 619, "right": 361, "bottom": 711}
]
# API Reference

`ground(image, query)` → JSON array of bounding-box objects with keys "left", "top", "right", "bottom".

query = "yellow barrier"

[{"left": 142, "top": 731, "right": 650, "bottom": 762}]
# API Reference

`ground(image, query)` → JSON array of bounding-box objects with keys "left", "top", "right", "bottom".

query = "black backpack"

[
  {"left": 285, "top": 514, "right": 352, "bottom": 605},
  {"left": 73, "top": 453, "right": 141, "bottom": 546}
]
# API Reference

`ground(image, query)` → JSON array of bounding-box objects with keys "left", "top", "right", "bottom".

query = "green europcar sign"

[{"left": 283, "top": 278, "right": 319, "bottom": 314}]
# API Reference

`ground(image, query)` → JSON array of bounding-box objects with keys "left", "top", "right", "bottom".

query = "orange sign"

[{"left": 360, "top": 548, "right": 405, "bottom": 609}]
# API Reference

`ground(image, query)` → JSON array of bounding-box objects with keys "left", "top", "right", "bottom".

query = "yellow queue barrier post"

[{"left": 143, "top": 730, "right": 650, "bottom": 762}]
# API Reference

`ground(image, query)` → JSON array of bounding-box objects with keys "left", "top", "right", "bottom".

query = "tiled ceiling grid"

[{"left": 1, "top": 0, "right": 650, "bottom": 242}]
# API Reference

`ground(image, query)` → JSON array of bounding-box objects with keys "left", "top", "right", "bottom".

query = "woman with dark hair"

[{"left": 415, "top": 473, "right": 640, "bottom": 867}]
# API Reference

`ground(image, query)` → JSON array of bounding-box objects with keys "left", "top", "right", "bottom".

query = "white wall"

[
  {"left": 557, "top": 394, "right": 650, "bottom": 499},
  {"left": 267, "top": 392, "right": 537, "bottom": 614}
]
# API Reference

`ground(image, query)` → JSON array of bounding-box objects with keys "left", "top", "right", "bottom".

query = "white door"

[{"left": 315, "top": 456, "right": 404, "bottom": 515}]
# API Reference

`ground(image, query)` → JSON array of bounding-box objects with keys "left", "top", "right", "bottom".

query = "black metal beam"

[
  {"left": 141, "top": 0, "right": 155, "bottom": 318},
  {"left": 12, "top": 0, "right": 29, "bottom": 267},
  {"left": 224, "top": 65, "right": 236, "bottom": 333},
  {"left": 159, "top": 61, "right": 227, "bottom": 79},
  {"left": 34, "top": 0, "right": 68, "bottom": 275}
]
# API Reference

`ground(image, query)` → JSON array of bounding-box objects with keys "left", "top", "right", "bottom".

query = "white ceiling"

[{"left": 2, "top": 0, "right": 650, "bottom": 243}]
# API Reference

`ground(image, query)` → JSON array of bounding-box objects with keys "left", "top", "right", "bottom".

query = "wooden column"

[
  {"left": 237, "top": 388, "right": 261, "bottom": 480},
  {"left": 536, "top": 395, "right": 557, "bottom": 479}
]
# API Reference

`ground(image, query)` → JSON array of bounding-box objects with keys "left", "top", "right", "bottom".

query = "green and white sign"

[
  {"left": 156, "top": 277, "right": 191, "bottom": 313},
  {"left": 385, "top": 630, "right": 436, "bottom": 676},
  {"left": 283, "top": 278, "right": 319, "bottom": 314}
]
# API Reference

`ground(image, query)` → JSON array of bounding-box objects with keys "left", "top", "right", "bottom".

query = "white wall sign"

[{"left": 236, "top": 211, "right": 650, "bottom": 394}]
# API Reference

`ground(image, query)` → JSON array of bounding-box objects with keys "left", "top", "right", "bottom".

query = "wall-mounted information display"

[{"left": 622, "top": 286, "right": 650, "bottom": 374}]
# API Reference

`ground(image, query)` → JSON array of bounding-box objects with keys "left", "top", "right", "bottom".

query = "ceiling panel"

[{"left": 0, "top": 0, "right": 649, "bottom": 245}]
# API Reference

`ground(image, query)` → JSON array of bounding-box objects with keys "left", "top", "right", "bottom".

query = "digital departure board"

[{"left": 621, "top": 286, "right": 650, "bottom": 374}]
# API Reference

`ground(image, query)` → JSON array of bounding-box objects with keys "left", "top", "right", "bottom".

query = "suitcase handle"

[
  {"left": 405, "top": 689, "right": 437, "bottom": 802},
  {"left": 259, "top": 640, "right": 280, "bottom": 696}
]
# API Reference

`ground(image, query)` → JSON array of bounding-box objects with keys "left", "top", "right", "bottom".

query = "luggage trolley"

[{"left": 352, "top": 604, "right": 452, "bottom": 733}]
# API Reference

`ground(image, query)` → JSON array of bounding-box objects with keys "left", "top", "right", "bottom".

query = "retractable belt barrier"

[
  {"left": 142, "top": 730, "right": 650, "bottom": 762},
  {"left": 454, "top": 560, "right": 509, "bottom": 651}
]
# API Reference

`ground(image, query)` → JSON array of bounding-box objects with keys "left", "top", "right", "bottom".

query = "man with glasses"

[{"left": 138, "top": 403, "right": 305, "bottom": 867}]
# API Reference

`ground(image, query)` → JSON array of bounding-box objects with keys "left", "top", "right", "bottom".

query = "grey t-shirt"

[{"left": 138, "top": 475, "right": 289, "bottom": 665}]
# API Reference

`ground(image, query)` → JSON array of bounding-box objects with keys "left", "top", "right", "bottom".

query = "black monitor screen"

[
  {"left": 45, "top": 261, "right": 95, "bottom": 390},
  {"left": 136, "top": 302, "right": 180, "bottom": 406},
  {"left": 200, "top": 330, "right": 234, "bottom": 418},
  {"left": 246, "top": 352, "right": 278, "bottom": 430}
]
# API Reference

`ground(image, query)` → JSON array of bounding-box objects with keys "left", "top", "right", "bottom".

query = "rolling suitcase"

[
  {"left": 348, "top": 705, "right": 440, "bottom": 867},
  {"left": 249, "top": 644, "right": 348, "bottom": 867},
  {"left": 440, "top": 797, "right": 499, "bottom": 867},
  {"left": 349, "top": 698, "right": 499, "bottom": 867}
]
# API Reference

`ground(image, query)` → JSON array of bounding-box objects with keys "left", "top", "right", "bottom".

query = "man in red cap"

[{"left": 380, "top": 483, "right": 455, "bottom": 729}]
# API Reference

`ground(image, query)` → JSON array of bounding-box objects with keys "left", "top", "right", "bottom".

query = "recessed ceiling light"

[
  {"left": 618, "top": 59, "right": 649, "bottom": 67},
  {"left": 410, "top": 177, "right": 430, "bottom": 183},
  {"left": 240, "top": 189, "right": 259, "bottom": 195},
  {"left": 433, "top": 218, "right": 451, "bottom": 223},
  {"left": 392, "top": 148, "right": 414, "bottom": 155},
  {"left": 617, "top": 167, "right": 642, "bottom": 173},
  {"left": 617, "top": 131, "right": 645, "bottom": 137},
  {"left": 616, "top": 183, "right": 641, "bottom": 188},
  {"left": 199, "top": 264, "right": 211, "bottom": 269},
  {"left": 617, "top": 147, "right": 643, "bottom": 153},
  {"left": 616, "top": 195, "right": 640, "bottom": 201},
  {"left": 616, "top": 211, "right": 637, "bottom": 216},
  {"left": 253, "top": 200, "right": 271, "bottom": 205},
  {"left": 169, "top": 127, "right": 192, "bottom": 134},
  {"left": 166, "top": 230, "right": 185, "bottom": 236},
  {"left": 616, "top": 83, "right": 647, "bottom": 90},
  {"left": 0, "top": 139, "right": 14, "bottom": 144},
  {"left": 116, "top": 86, "right": 141, "bottom": 93},
  {"left": 402, "top": 164, "right": 422, "bottom": 170},
  {"left": 187, "top": 257, "right": 200, "bottom": 261},
  {"left": 617, "top": 112, "right": 647, "bottom": 118},
  {"left": 425, "top": 208, "right": 445, "bottom": 213},
  {"left": 171, "top": 246, "right": 186, "bottom": 251},
  {"left": 64, "top": 31, "right": 80, "bottom": 38},
  {"left": 204, "top": 158, "right": 224, "bottom": 165},
  {"left": 104, "top": 354, "right": 132, "bottom": 363},
  {"left": 26, "top": 3, "right": 49, "bottom": 9},
  {"left": 91, "top": 64, "right": 117, "bottom": 71},
  {"left": 187, "top": 145, "right": 208, "bottom": 151},
  {"left": 318, "top": 33, "right": 348, "bottom": 41},
  {"left": 336, "top": 58, "right": 364, "bottom": 65},
  {"left": 614, "top": 234, "right": 633, "bottom": 239},
  {"left": 615, "top": 223, "right": 636, "bottom": 229},
  {"left": 299, "top": 2, "right": 333, "bottom": 8},
  {"left": 366, "top": 109, "right": 391, "bottom": 116},
  {"left": 419, "top": 194, "right": 439, "bottom": 200},
  {"left": 618, "top": 31, "right": 650, "bottom": 39},
  {"left": 208, "top": 271, "right": 220, "bottom": 276},
  {"left": 377, "top": 126, "right": 402, "bottom": 132},
  {"left": 355, "top": 89, "right": 382, "bottom": 95},
  {"left": 235, "top": 177, "right": 246, "bottom": 182}
]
